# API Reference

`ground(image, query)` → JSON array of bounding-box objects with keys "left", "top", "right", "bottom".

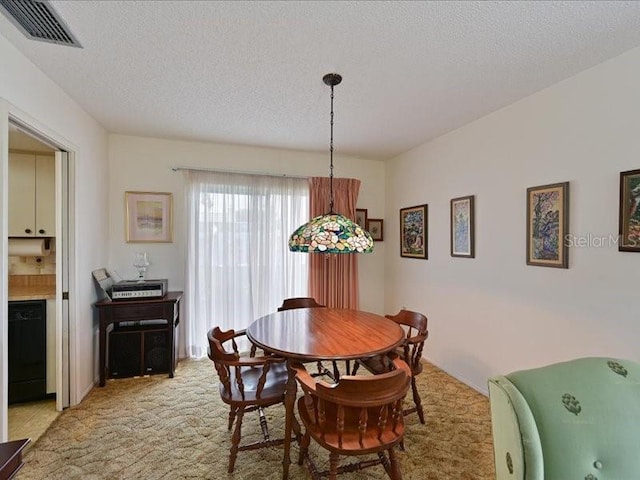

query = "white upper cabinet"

[{"left": 9, "top": 153, "right": 56, "bottom": 237}]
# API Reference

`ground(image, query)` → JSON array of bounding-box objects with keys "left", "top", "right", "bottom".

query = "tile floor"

[{"left": 8, "top": 398, "right": 59, "bottom": 444}]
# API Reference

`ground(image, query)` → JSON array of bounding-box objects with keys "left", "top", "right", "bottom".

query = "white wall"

[
  {"left": 0, "top": 32, "right": 109, "bottom": 420},
  {"left": 385, "top": 45, "right": 640, "bottom": 394},
  {"left": 108, "top": 135, "right": 386, "bottom": 351}
]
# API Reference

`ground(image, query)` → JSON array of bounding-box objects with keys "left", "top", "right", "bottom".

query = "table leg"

[
  {"left": 99, "top": 321, "right": 107, "bottom": 387},
  {"left": 282, "top": 359, "right": 297, "bottom": 480},
  {"left": 168, "top": 320, "right": 175, "bottom": 378},
  {"left": 169, "top": 299, "right": 180, "bottom": 378}
]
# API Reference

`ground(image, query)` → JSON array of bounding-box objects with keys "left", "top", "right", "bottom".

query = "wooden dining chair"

[
  {"left": 353, "top": 309, "right": 429, "bottom": 424},
  {"left": 277, "top": 297, "right": 338, "bottom": 380},
  {"left": 292, "top": 355, "right": 411, "bottom": 480},
  {"left": 277, "top": 296, "right": 324, "bottom": 311},
  {"left": 207, "top": 326, "right": 288, "bottom": 473}
]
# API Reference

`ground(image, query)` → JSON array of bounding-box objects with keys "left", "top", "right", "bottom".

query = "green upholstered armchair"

[{"left": 488, "top": 357, "right": 640, "bottom": 480}]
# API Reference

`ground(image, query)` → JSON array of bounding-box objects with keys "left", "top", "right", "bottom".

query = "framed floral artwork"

[
  {"left": 400, "top": 204, "right": 428, "bottom": 259},
  {"left": 125, "top": 191, "right": 173, "bottom": 243},
  {"left": 450, "top": 195, "right": 475, "bottom": 258},
  {"left": 526, "top": 182, "right": 569, "bottom": 268},
  {"left": 367, "top": 218, "right": 384, "bottom": 241},
  {"left": 619, "top": 168, "right": 640, "bottom": 252}
]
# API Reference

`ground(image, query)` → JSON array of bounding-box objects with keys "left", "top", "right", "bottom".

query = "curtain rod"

[{"left": 171, "top": 166, "right": 308, "bottom": 179}]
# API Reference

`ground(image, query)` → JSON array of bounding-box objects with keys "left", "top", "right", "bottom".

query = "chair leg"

[
  {"left": 344, "top": 360, "right": 351, "bottom": 375},
  {"left": 328, "top": 452, "right": 339, "bottom": 480},
  {"left": 292, "top": 413, "right": 303, "bottom": 444},
  {"left": 228, "top": 406, "right": 238, "bottom": 431},
  {"left": 378, "top": 451, "right": 391, "bottom": 474},
  {"left": 228, "top": 407, "right": 244, "bottom": 473},
  {"left": 388, "top": 447, "right": 402, "bottom": 480},
  {"left": 298, "top": 431, "right": 310, "bottom": 466},
  {"left": 411, "top": 377, "right": 425, "bottom": 424},
  {"left": 332, "top": 361, "right": 340, "bottom": 381},
  {"left": 258, "top": 406, "right": 270, "bottom": 440}
]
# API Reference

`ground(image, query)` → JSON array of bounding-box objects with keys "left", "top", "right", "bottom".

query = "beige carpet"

[{"left": 18, "top": 359, "right": 495, "bottom": 479}]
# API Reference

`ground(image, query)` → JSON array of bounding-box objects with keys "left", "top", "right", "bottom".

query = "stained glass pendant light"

[{"left": 289, "top": 73, "right": 374, "bottom": 253}]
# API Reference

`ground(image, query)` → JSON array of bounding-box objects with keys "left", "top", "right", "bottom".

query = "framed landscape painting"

[
  {"left": 125, "top": 191, "right": 173, "bottom": 243},
  {"left": 400, "top": 204, "right": 428, "bottom": 259},
  {"left": 619, "top": 168, "right": 640, "bottom": 252},
  {"left": 526, "top": 182, "right": 569, "bottom": 268},
  {"left": 450, "top": 195, "right": 475, "bottom": 258}
]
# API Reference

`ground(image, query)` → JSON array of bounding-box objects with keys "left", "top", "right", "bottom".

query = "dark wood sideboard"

[
  {"left": 95, "top": 292, "right": 182, "bottom": 387},
  {"left": 0, "top": 439, "right": 29, "bottom": 480}
]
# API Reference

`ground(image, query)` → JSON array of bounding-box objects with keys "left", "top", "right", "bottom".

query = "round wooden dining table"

[{"left": 247, "top": 307, "right": 405, "bottom": 480}]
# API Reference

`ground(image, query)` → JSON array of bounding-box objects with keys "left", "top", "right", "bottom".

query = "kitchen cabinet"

[{"left": 8, "top": 153, "right": 55, "bottom": 237}]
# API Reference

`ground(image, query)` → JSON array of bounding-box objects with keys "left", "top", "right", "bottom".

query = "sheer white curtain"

[{"left": 184, "top": 170, "right": 309, "bottom": 358}]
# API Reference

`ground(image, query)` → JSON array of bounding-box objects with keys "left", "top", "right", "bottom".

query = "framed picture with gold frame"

[
  {"left": 619, "top": 168, "right": 640, "bottom": 252},
  {"left": 125, "top": 191, "right": 173, "bottom": 243},
  {"left": 526, "top": 182, "right": 569, "bottom": 268}
]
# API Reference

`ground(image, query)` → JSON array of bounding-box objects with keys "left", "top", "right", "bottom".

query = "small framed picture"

[
  {"left": 450, "top": 195, "right": 475, "bottom": 258},
  {"left": 400, "top": 204, "right": 428, "bottom": 259},
  {"left": 526, "top": 182, "right": 569, "bottom": 268},
  {"left": 356, "top": 208, "right": 368, "bottom": 228},
  {"left": 125, "top": 191, "right": 173, "bottom": 243},
  {"left": 619, "top": 169, "right": 640, "bottom": 252},
  {"left": 367, "top": 218, "right": 384, "bottom": 241}
]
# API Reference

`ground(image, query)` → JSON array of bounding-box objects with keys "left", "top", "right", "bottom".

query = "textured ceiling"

[{"left": 2, "top": 1, "right": 640, "bottom": 160}]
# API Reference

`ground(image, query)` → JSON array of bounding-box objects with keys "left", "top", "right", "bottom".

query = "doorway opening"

[{"left": 6, "top": 119, "right": 72, "bottom": 442}]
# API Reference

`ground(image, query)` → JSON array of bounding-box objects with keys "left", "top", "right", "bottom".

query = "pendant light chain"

[
  {"left": 287, "top": 72, "right": 374, "bottom": 254},
  {"left": 329, "top": 83, "right": 335, "bottom": 214}
]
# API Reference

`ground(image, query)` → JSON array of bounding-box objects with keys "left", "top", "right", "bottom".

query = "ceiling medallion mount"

[{"left": 322, "top": 73, "right": 342, "bottom": 87}]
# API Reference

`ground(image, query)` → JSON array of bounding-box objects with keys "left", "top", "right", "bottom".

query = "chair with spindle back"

[
  {"left": 277, "top": 297, "right": 339, "bottom": 380},
  {"left": 277, "top": 297, "right": 325, "bottom": 311},
  {"left": 353, "top": 309, "right": 428, "bottom": 424},
  {"left": 292, "top": 355, "right": 411, "bottom": 480},
  {"left": 207, "top": 326, "right": 288, "bottom": 473}
]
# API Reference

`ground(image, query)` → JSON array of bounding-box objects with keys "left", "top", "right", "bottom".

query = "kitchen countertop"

[
  {"left": 8, "top": 274, "right": 56, "bottom": 301},
  {"left": 8, "top": 285, "right": 56, "bottom": 301}
]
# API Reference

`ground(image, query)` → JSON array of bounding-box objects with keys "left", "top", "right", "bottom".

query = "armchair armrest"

[
  {"left": 231, "top": 355, "right": 286, "bottom": 367},
  {"left": 404, "top": 333, "right": 428, "bottom": 345}
]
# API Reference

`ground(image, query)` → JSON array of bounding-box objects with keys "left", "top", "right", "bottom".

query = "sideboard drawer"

[{"left": 110, "top": 303, "right": 166, "bottom": 320}]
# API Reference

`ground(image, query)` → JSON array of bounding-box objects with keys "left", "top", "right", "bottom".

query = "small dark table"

[
  {"left": 95, "top": 291, "right": 182, "bottom": 387},
  {"left": 0, "top": 438, "right": 29, "bottom": 479}
]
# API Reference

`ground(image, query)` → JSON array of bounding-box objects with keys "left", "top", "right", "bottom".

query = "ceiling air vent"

[{"left": 0, "top": 0, "right": 81, "bottom": 48}]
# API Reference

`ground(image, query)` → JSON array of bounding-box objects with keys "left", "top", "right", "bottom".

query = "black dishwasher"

[{"left": 8, "top": 300, "right": 47, "bottom": 404}]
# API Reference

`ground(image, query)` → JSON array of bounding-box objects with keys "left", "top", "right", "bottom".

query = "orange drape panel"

[{"left": 308, "top": 177, "right": 361, "bottom": 309}]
